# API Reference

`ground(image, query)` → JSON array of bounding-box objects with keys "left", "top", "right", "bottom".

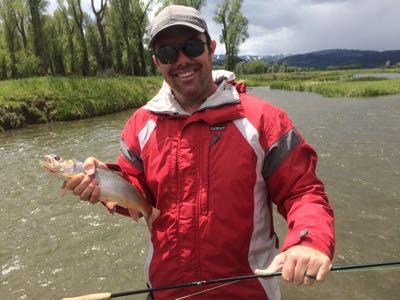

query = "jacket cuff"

[{"left": 281, "top": 229, "right": 334, "bottom": 260}]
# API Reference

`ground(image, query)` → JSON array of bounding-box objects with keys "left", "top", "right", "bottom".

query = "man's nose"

[{"left": 175, "top": 48, "right": 192, "bottom": 65}]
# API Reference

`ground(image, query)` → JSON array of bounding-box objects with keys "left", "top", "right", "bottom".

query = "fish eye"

[{"left": 52, "top": 155, "right": 60, "bottom": 161}]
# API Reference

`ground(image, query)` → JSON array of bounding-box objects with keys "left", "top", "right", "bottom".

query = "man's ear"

[
  {"left": 210, "top": 40, "right": 217, "bottom": 56},
  {"left": 152, "top": 54, "right": 159, "bottom": 66}
]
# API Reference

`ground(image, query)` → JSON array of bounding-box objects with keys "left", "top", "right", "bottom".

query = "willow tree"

[
  {"left": 0, "top": 0, "right": 18, "bottom": 78},
  {"left": 110, "top": 0, "right": 147, "bottom": 75},
  {"left": 158, "top": 0, "right": 206, "bottom": 10},
  {"left": 58, "top": 0, "right": 77, "bottom": 74},
  {"left": 107, "top": 1, "right": 123, "bottom": 73},
  {"left": 11, "top": 0, "right": 28, "bottom": 50},
  {"left": 91, "top": 0, "right": 112, "bottom": 71},
  {"left": 131, "top": 0, "right": 155, "bottom": 76},
  {"left": 28, "top": 0, "right": 48, "bottom": 74},
  {"left": 213, "top": 0, "right": 248, "bottom": 71},
  {"left": 46, "top": 11, "right": 66, "bottom": 75},
  {"left": 68, "top": 0, "right": 89, "bottom": 76}
]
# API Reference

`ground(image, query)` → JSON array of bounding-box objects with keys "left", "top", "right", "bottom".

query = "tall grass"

[
  {"left": 0, "top": 76, "right": 162, "bottom": 131},
  {"left": 240, "top": 69, "right": 400, "bottom": 97}
]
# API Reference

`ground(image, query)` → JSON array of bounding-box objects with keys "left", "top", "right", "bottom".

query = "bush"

[
  {"left": 235, "top": 60, "right": 268, "bottom": 75},
  {"left": 16, "top": 52, "right": 41, "bottom": 77}
]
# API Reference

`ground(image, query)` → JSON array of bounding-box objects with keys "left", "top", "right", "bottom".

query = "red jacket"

[{"left": 114, "top": 71, "right": 335, "bottom": 299}]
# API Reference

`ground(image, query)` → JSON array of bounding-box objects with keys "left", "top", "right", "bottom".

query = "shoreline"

[
  {"left": 0, "top": 76, "right": 162, "bottom": 132},
  {"left": 1, "top": 69, "right": 399, "bottom": 132}
]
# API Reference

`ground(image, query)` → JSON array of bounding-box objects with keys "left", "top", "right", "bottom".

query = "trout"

[{"left": 39, "top": 154, "right": 160, "bottom": 227}]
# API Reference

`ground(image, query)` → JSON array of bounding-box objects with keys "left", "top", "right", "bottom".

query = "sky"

[{"left": 49, "top": 0, "right": 400, "bottom": 56}]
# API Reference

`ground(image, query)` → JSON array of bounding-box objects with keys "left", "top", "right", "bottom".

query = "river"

[{"left": 1, "top": 87, "right": 399, "bottom": 300}]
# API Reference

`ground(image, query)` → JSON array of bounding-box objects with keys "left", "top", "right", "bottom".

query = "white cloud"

[
  {"left": 47, "top": 0, "right": 400, "bottom": 56},
  {"left": 203, "top": 0, "right": 400, "bottom": 55}
]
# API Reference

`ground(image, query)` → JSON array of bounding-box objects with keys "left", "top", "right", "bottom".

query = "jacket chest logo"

[{"left": 209, "top": 124, "right": 226, "bottom": 131}]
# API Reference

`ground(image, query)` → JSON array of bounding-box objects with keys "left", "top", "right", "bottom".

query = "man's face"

[{"left": 152, "top": 26, "right": 217, "bottom": 106}]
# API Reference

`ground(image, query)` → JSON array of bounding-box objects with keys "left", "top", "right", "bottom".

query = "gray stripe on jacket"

[
  {"left": 119, "top": 139, "right": 144, "bottom": 172},
  {"left": 262, "top": 128, "right": 302, "bottom": 178}
]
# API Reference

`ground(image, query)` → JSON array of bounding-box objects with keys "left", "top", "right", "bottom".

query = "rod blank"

[{"left": 62, "top": 260, "right": 400, "bottom": 300}]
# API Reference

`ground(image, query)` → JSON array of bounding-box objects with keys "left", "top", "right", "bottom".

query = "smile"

[{"left": 176, "top": 70, "right": 195, "bottom": 78}]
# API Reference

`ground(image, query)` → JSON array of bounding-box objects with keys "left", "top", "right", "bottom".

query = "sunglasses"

[{"left": 155, "top": 38, "right": 207, "bottom": 64}]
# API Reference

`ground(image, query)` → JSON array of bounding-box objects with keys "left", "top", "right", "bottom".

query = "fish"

[{"left": 39, "top": 154, "right": 160, "bottom": 227}]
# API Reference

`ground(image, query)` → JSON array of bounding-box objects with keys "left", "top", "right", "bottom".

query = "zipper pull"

[{"left": 209, "top": 134, "right": 221, "bottom": 147}]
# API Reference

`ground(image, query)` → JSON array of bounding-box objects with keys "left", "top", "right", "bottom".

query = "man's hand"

[
  {"left": 255, "top": 245, "right": 332, "bottom": 286},
  {"left": 63, "top": 157, "right": 143, "bottom": 221},
  {"left": 64, "top": 157, "right": 106, "bottom": 204}
]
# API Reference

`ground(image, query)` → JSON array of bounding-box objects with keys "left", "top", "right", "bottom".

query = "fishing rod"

[{"left": 62, "top": 260, "right": 400, "bottom": 300}]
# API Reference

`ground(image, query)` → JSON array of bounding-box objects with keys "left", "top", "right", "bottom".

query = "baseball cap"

[{"left": 149, "top": 5, "right": 208, "bottom": 48}]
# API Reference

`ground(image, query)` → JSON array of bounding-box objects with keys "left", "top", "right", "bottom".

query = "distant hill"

[
  {"left": 278, "top": 49, "right": 400, "bottom": 69},
  {"left": 214, "top": 49, "right": 400, "bottom": 69},
  {"left": 213, "top": 53, "right": 288, "bottom": 66}
]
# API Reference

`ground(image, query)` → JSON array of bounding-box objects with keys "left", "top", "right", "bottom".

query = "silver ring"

[{"left": 304, "top": 273, "right": 317, "bottom": 280}]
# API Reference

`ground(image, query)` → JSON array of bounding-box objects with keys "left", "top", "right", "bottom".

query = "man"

[{"left": 65, "top": 5, "right": 335, "bottom": 300}]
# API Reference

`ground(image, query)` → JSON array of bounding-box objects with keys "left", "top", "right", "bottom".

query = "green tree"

[
  {"left": 68, "top": 0, "right": 90, "bottom": 76},
  {"left": 15, "top": 49, "right": 41, "bottom": 76},
  {"left": 158, "top": 0, "right": 206, "bottom": 11},
  {"left": 272, "top": 61, "right": 281, "bottom": 73},
  {"left": 213, "top": 0, "right": 249, "bottom": 71},
  {"left": 91, "top": 0, "right": 112, "bottom": 71},
  {"left": 281, "top": 61, "right": 288, "bottom": 73},
  {"left": 248, "top": 60, "right": 268, "bottom": 74},
  {"left": 107, "top": 1, "right": 123, "bottom": 73},
  {"left": 45, "top": 12, "right": 66, "bottom": 75},
  {"left": 131, "top": 0, "right": 155, "bottom": 76},
  {"left": 57, "top": 0, "right": 77, "bottom": 74},
  {"left": 1, "top": 0, "right": 18, "bottom": 78},
  {"left": 10, "top": 0, "right": 28, "bottom": 50},
  {"left": 234, "top": 61, "right": 248, "bottom": 75},
  {"left": 110, "top": 0, "right": 138, "bottom": 75},
  {"left": 28, "top": 0, "right": 48, "bottom": 74}
]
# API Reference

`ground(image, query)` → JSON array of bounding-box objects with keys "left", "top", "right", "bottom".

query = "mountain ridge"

[{"left": 214, "top": 49, "right": 400, "bottom": 69}]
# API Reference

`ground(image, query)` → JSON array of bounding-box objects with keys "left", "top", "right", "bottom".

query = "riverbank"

[
  {"left": 1, "top": 69, "right": 399, "bottom": 131},
  {"left": 0, "top": 76, "right": 162, "bottom": 131},
  {"left": 241, "top": 68, "right": 400, "bottom": 97}
]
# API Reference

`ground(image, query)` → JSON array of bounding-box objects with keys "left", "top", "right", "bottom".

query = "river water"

[{"left": 1, "top": 87, "right": 399, "bottom": 300}]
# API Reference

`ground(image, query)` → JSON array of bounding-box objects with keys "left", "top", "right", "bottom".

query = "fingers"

[
  {"left": 255, "top": 252, "right": 286, "bottom": 275},
  {"left": 257, "top": 245, "right": 332, "bottom": 287},
  {"left": 284, "top": 251, "right": 308, "bottom": 285},
  {"left": 63, "top": 173, "right": 100, "bottom": 204},
  {"left": 83, "top": 157, "right": 97, "bottom": 176},
  {"left": 84, "top": 157, "right": 108, "bottom": 173}
]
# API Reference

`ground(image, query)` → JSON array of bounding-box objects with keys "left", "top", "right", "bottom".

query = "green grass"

[
  {"left": 240, "top": 69, "right": 400, "bottom": 97},
  {"left": 0, "top": 76, "right": 162, "bottom": 131}
]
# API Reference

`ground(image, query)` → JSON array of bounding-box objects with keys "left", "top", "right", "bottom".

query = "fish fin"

[
  {"left": 146, "top": 207, "right": 161, "bottom": 230},
  {"left": 104, "top": 201, "right": 117, "bottom": 211},
  {"left": 128, "top": 208, "right": 141, "bottom": 222}
]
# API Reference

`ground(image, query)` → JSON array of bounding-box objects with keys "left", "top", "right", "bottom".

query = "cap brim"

[{"left": 149, "top": 22, "right": 206, "bottom": 48}]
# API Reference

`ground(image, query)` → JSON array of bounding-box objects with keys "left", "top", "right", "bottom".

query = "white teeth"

[{"left": 177, "top": 70, "right": 195, "bottom": 78}]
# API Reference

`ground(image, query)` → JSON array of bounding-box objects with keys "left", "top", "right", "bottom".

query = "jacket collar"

[{"left": 143, "top": 70, "right": 240, "bottom": 116}]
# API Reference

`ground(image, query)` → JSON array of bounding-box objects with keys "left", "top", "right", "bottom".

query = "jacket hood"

[{"left": 143, "top": 70, "right": 240, "bottom": 116}]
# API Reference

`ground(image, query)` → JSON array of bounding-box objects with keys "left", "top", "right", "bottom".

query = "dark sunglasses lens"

[
  {"left": 183, "top": 39, "right": 205, "bottom": 58},
  {"left": 157, "top": 46, "right": 179, "bottom": 64}
]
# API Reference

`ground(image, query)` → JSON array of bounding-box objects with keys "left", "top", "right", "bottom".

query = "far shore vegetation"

[
  {"left": 1, "top": 67, "right": 399, "bottom": 132},
  {"left": 240, "top": 67, "right": 400, "bottom": 97}
]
